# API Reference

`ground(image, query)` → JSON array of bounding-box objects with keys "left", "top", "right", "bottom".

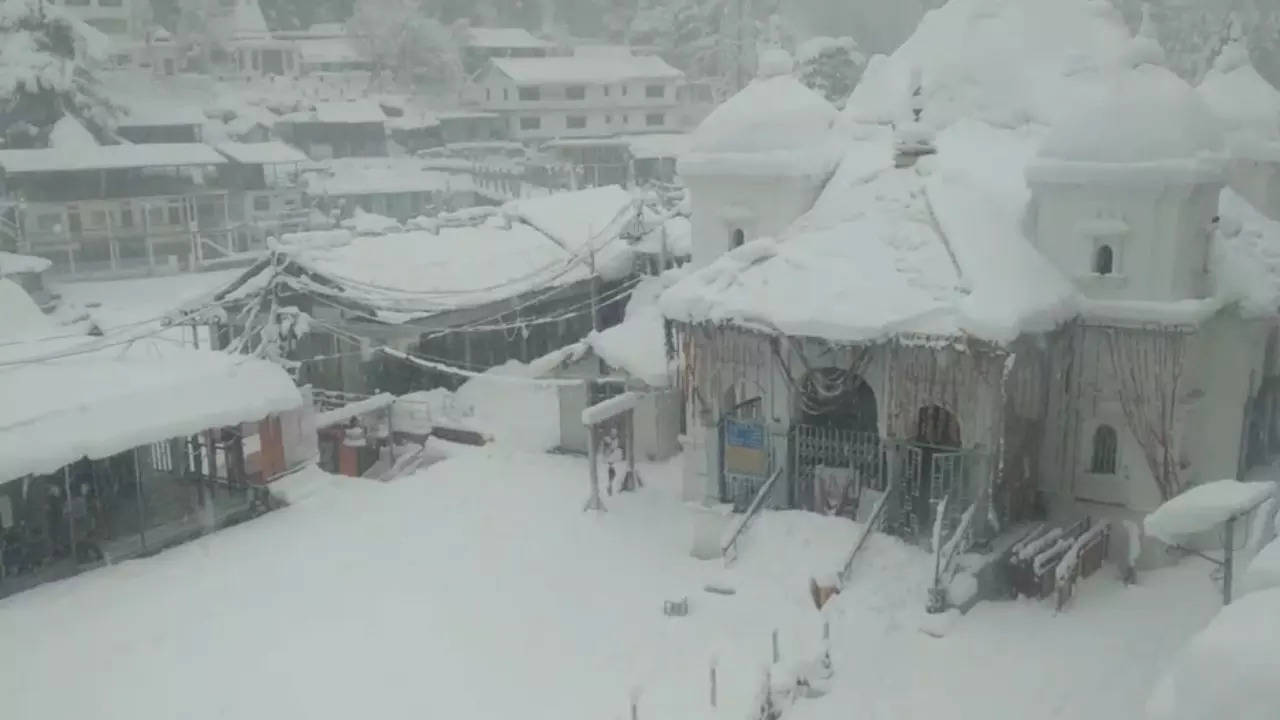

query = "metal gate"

[
  {"left": 790, "top": 424, "right": 884, "bottom": 512},
  {"left": 896, "top": 445, "right": 981, "bottom": 542}
]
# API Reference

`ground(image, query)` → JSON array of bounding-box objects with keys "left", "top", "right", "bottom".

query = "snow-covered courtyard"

[{"left": 0, "top": 447, "right": 1224, "bottom": 720}]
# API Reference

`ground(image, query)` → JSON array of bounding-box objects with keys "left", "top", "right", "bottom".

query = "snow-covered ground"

[{"left": 0, "top": 446, "right": 1224, "bottom": 720}]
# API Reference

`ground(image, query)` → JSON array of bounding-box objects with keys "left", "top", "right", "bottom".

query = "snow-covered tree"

[
  {"left": 794, "top": 35, "right": 864, "bottom": 108},
  {"left": 1110, "top": 0, "right": 1280, "bottom": 85},
  {"left": 347, "top": 0, "right": 463, "bottom": 91},
  {"left": 0, "top": 0, "right": 117, "bottom": 148}
]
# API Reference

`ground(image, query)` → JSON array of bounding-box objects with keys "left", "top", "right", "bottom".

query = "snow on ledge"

[
  {"left": 1144, "top": 480, "right": 1276, "bottom": 544},
  {"left": 582, "top": 391, "right": 640, "bottom": 426}
]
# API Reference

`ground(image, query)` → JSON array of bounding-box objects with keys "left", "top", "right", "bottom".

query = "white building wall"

[
  {"left": 1027, "top": 179, "right": 1221, "bottom": 302},
  {"left": 474, "top": 70, "right": 682, "bottom": 141},
  {"left": 686, "top": 173, "right": 828, "bottom": 268}
]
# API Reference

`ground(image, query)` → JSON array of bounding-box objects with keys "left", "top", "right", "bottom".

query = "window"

[
  {"left": 167, "top": 205, "right": 183, "bottom": 226},
  {"left": 1094, "top": 244, "right": 1114, "bottom": 275},
  {"left": 603, "top": 86, "right": 610, "bottom": 97},
  {"left": 1089, "top": 424, "right": 1118, "bottom": 474},
  {"left": 605, "top": 114, "right": 612, "bottom": 125},
  {"left": 503, "top": 88, "right": 509, "bottom": 101},
  {"left": 519, "top": 116, "right": 541, "bottom": 130},
  {"left": 730, "top": 228, "right": 745, "bottom": 249},
  {"left": 645, "top": 113, "right": 665, "bottom": 127},
  {"left": 646, "top": 84, "right": 665, "bottom": 98},
  {"left": 621, "top": 114, "right": 629, "bottom": 125},
  {"left": 566, "top": 115, "right": 587, "bottom": 129},
  {"left": 148, "top": 206, "right": 165, "bottom": 226},
  {"left": 253, "top": 195, "right": 272, "bottom": 212},
  {"left": 566, "top": 85, "right": 586, "bottom": 100},
  {"left": 518, "top": 86, "right": 540, "bottom": 101}
]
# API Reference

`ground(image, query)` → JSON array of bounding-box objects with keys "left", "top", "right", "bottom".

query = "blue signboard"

[
  {"left": 725, "top": 419, "right": 768, "bottom": 477},
  {"left": 726, "top": 420, "right": 765, "bottom": 450}
]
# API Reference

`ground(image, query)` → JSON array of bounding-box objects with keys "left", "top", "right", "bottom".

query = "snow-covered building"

[
  {"left": 662, "top": 0, "right": 1280, "bottom": 567},
  {"left": 208, "top": 186, "right": 643, "bottom": 396},
  {"left": 0, "top": 278, "right": 310, "bottom": 595},
  {"left": 0, "top": 142, "right": 311, "bottom": 276},
  {"left": 471, "top": 53, "right": 685, "bottom": 141},
  {"left": 461, "top": 26, "right": 555, "bottom": 76},
  {"left": 276, "top": 101, "right": 389, "bottom": 159}
]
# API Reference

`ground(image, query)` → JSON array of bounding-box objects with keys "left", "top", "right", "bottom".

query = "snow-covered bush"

[{"left": 794, "top": 36, "right": 866, "bottom": 108}]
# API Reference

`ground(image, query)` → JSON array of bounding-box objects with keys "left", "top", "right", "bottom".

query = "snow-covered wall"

[
  {"left": 686, "top": 173, "right": 826, "bottom": 268},
  {"left": 1026, "top": 180, "right": 1222, "bottom": 303}
]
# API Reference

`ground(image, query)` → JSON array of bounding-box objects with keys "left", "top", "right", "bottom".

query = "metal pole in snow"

[
  {"left": 1224, "top": 516, "right": 1235, "bottom": 605},
  {"left": 63, "top": 464, "right": 76, "bottom": 566},
  {"left": 133, "top": 447, "right": 147, "bottom": 553},
  {"left": 710, "top": 658, "right": 718, "bottom": 708},
  {"left": 771, "top": 628, "right": 779, "bottom": 663}
]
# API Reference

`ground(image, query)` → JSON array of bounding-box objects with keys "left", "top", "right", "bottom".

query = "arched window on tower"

[
  {"left": 730, "top": 228, "right": 745, "bottom": 249},
  {"left": 1090, "top": 424, "right": 1118, "bottom": 474},
  {"left": 1094, "top": 244, "right": 1115, "bottom": 275}
]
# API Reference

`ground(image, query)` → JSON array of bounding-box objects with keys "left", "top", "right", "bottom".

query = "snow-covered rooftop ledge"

[
  {"left": 1025, "top": 156, "right": 1227, "bottom": 185},
  {"left": 1224, "top": 135, "right": 1280, "bottom": 163},
  {"left": 1076, "top": 297, "right": 1224, "bottom": 327}
]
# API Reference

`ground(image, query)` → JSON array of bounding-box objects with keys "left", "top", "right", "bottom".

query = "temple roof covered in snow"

[
  {"left": 1030, "top": 63, "right": 1226, "bottom": 182},
  {"left": 0, "top": 279, "right": 303, "bottom": 483},
  {"left": 680, "top": 50, "right": 840, "bottom": 178},
  {"left": 660, "top": 0, "right": 1280, "bottom": 345}
]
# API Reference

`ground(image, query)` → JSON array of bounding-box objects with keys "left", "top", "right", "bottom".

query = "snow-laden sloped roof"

[
  {"left": 625, "top": 133, "right": 693, "bottom": 160},
  {"left": 246, "top": 188, "right": 637, "bottom": 322},
  {"left": 0, "top": 283, "right": 302, "bottom": 482},
  {"left": 489, "top": 55, "right": 682, "bottom": 84},
  {"left": 466, "top": 27, "right": 553, "bottom": 50},
  {"left": 663, "top": 121, "right": 1076, "bottom": 345},
  {"left": 1031, "top": 63, "right": 1225, "bottom": 179},
  {"left": 0, "top": 143, "right": 227, "bottom": 174},
  {"left": 680, "top": 50, "right": 840, "bottom": 178},
  {"left": 1198, "top": 36, "right": 1280, "bottom": 157},
  {"left": 504, "top": 184, "right": 637, "bottom": 277}
]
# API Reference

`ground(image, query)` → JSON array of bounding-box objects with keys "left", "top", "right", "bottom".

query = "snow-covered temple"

[{"left": 662, "top": 0, "right": 1280, "bottom": 567}]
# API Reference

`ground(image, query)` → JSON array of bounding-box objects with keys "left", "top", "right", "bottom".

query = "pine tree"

[
  {"left": 794, "top": 36, "right": 864, "bottom": 108},
  {"left": 0, "top": 0, "right": 118, "bottom": 148}
]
